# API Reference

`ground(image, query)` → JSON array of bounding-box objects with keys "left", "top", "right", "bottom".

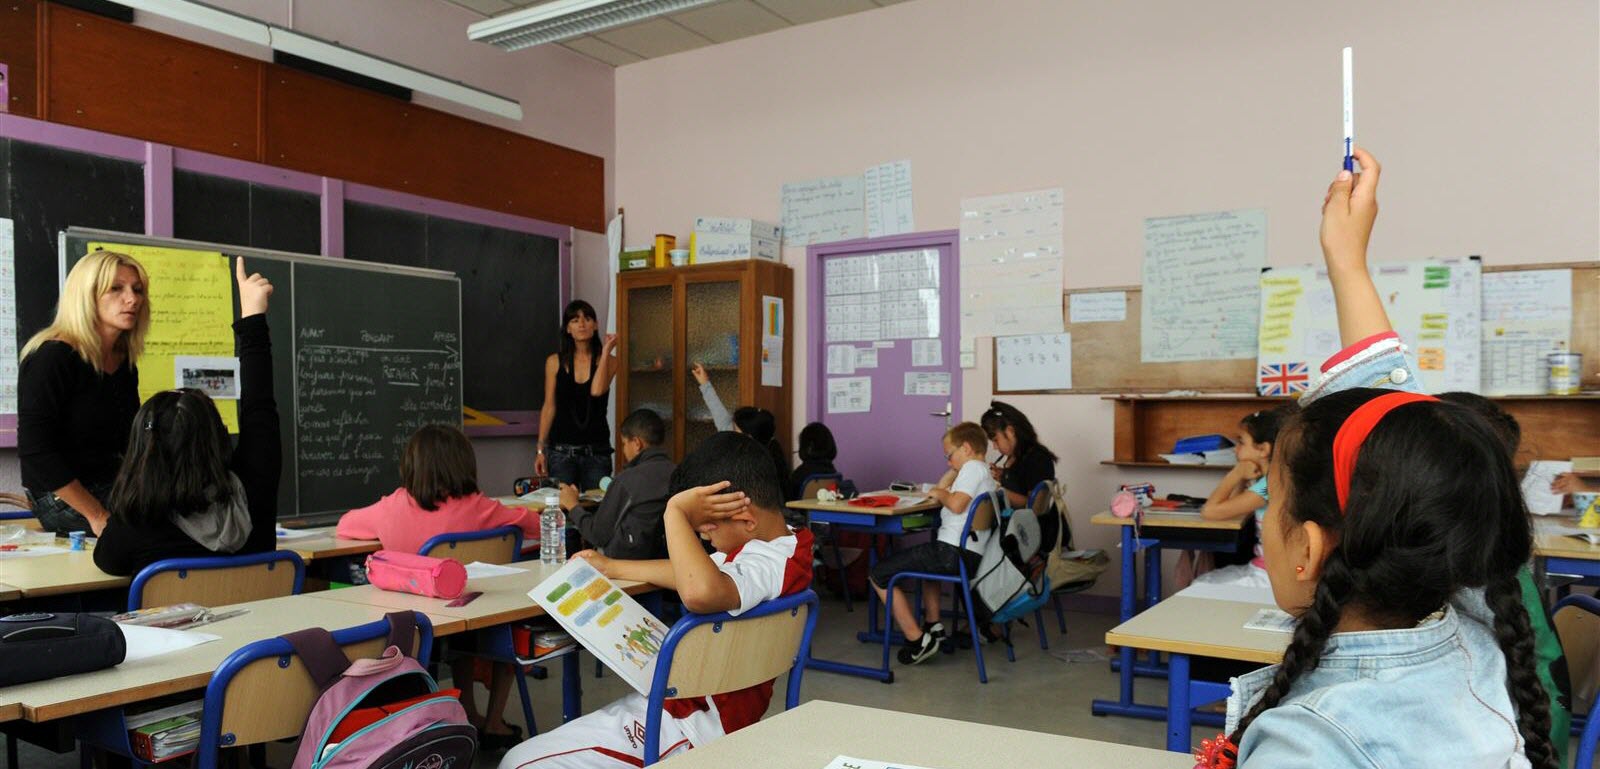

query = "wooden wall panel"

[
  {"left": 0, "top": 0, "right": 41, "bottom": 118},
  {"left": 44, "top": 5, "right": 260, "bottom": 161}
]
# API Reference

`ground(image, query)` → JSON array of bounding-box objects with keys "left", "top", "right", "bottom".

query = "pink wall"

[{"left": 615, "top": 0, "right": 1600, "bottom": 598}]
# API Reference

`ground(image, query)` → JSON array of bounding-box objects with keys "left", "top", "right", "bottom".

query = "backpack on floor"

[
  {"left": 286, "top": 611, "right": 477, "bottom": 769},
  {"left": 970, "top": 492, "right": 1049, "bottom": 621}
]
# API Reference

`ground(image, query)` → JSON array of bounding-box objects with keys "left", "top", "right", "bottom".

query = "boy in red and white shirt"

[{"left": 498, "top": 432, "right": 814, "bottom": 768}]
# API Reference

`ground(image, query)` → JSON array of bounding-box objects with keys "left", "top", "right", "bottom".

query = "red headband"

[{"left": 1332, "top": 391, "right": 1438, "bottom": 513}]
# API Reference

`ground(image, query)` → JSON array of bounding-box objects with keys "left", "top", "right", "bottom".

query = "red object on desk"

[{"left": 848, "top": 495, "right": 900, "bottom": 508}]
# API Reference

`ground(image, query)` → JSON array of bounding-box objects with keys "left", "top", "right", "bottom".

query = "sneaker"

[{"left": 897, "top": 628, "right": 941, "bottom": 665}]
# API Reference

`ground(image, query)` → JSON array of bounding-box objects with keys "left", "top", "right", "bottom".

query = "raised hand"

[{"left": 236, "top": 257, "right": 273, "bottom": 317}]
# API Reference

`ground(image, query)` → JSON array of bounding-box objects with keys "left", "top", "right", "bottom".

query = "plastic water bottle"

[{"left": 540, "top": 504, "right": 565, "bottom": 564}]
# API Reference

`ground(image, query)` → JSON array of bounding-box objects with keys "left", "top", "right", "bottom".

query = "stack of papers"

[
  {"left": 1157, "top": 449, "right": 1237, "bottom": 466},
  {"left": 126, "top": 700, "right": 203, "bottom": 762},
  {"left": 1243, "top": 608, "right": 1296, "bottom": 633}
]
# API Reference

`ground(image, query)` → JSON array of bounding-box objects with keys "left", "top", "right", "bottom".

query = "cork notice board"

[{"left": 1058, "top": 285, "right": 1255, "bottom": 394}]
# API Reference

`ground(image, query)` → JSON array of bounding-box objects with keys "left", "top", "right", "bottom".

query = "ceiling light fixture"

[{"left": 467, "top": 0, "right": 720, "bottom": 52}]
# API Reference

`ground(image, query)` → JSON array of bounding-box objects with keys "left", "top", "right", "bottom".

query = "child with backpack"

[{"left": 1200, "top": 148, "right": 1556, "bottom": 769}]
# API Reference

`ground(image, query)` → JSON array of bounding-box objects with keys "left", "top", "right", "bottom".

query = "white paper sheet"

[
  {"left": 1141, "top": 209, "right": 1266, "bottom": 362},
  {"left": 173, "top": 355, "right": 241, "bottom": 399},
  {"left": 1482, "top": 269, "right": 1573, "bottom": 395},
  {"left": 1243, "top": 608, "right": 1296, "bottom": 633},
  {"left": 874, "top": 341, "right": 895, "bottom": 349},
  {"left": 1069, "top": 291, "right": 1127, "bottom": 323},
  {"left": 903, "top": 372, "right": 951, "bottom": 397},
  {"left": 1177, "top": 582, "right": 1275, "bottom": 605},
  {"left": 958, "top": 351, "right": 976, "bottom": 369},
  {"left": 911, "top": 339, "right": 942, "bottom": 367},
  {"left": 0, "top": 218, "right": 16, "bottom": 413},
  {"left": 0, "top": 544, "right": 68, "bottom": 558},
  {"left": 530, "top": 559, "right": 671, "bottom": 696},
  {"left": 761, "top": 295, "right": 784, "bottom": 387},
  {"left": 994, "top": 333, "right": 1070, "bottom": 391},
  {"left": 854, "top": 348, "right": 878, "bottom": 369},
  {"left": 782, "top": 175, "right": 865, "bottom": 247},
  {"left": 1523, "top": 460, "right": 1574, "bottom": 514},
  {"left": 118, "top": 624, "right": 222, "bottom": 664},
  {"left": 823, "top": 756, "right": 941, "bottom": 769},
  {"left": 464, "top": 561, "right": 529, "bottom": 579},
  {"left": 864, "top": 160, "right": 914, "bottom": 238},
  {"left": 958, "top": 188, "right": 1065, "bottom": 339},
  {"left": 827, "top": 377, "right": 872, "bottom": 413},
  {"left": 823, "top": 250, "right": 940, "bottom": 342},
  {"left": 826, "top": 345, "right": 856, "bottom": 375},
  {"left": 274, "top": 526, "right": 324, "bottom": 541}
]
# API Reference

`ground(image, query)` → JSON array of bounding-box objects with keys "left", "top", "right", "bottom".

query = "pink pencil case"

[{"left": 365, "top": 550, "right": 467, "bottom": 599}]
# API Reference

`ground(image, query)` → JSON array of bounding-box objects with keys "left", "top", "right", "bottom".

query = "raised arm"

[
  {"left": 1320, "top": 147, "right": 1390, "bottom": 345},
  {"left": 590, "top": 334, "right": 620, "bottom": 397},
  {"left": 693, "top": 363, "right": 733, "bottom": 431}
]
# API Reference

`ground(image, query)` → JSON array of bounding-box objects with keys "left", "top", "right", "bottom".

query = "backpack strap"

[
  {"left": 281, "top": 627, "right": 353, "bottom": 692},
  {"left": 384, "top": 611, "right": 418, "bottom": 657}
]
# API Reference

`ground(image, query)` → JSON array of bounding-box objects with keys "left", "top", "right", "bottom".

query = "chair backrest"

[
  {"left": 418, "top": 526, "right": 523, "bottom": 565},
  {"left": 0, "top": 491, "right": 32, "bottom": 521},
  {"left": 1556, "top": 595, "right": 1600, "bottom": 716},
  {"left": 129, "top": 551, "right": 306, "bottom": 611},
  {"left": 196, "top": 612, "right": 433, "bottom": 768},
  {"left": 641, "top": 590, "right": 819, "bottom": 765},
  {"left": 1026, "top": 479, "right": 1068, "bottom": 548},
  {"left": 799, "top": 473, "right": 843, "bottom": 500}
]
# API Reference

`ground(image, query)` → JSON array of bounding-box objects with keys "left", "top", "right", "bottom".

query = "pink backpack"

[{"left": 284, "top": 612, "right": 477, "bottom": 769}]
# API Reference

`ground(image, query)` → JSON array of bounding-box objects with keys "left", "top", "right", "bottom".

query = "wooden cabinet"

[{"left": 617, "top": 261, "right": 793, "bottom": 461}]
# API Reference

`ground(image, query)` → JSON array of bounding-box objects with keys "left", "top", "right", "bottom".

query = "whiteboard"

[
  {"left": 1257, "top": 257, "right": 1482, "bottom": 395},
  {"left": 995, "top": 333, "right": 1071, "bottom": 392}
]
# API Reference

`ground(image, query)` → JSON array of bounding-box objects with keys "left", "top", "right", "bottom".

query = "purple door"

[{"left": 807, "top": 231, "right": 961, "bottom": 491}]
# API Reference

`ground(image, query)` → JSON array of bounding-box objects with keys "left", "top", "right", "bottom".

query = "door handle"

[{"left": 930, "top": 401, "right": 953, "bottom": 427}]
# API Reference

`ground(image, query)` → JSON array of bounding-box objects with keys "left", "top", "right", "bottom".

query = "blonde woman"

[{"left": 18, "top": 250, "right": 150, "bottom": 535}]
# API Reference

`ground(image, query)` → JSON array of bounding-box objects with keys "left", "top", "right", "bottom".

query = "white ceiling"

[{"left": 446, "top": 0, "right": 911, "bottom": 66}]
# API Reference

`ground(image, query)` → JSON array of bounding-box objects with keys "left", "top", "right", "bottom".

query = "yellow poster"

[{"left": 89, "top": 243, "right": 239, "bottom": 432}]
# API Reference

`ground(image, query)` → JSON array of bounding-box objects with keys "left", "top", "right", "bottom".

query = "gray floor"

[{"left": 11, "top": 596, "right": 1201, "bottom": 768}]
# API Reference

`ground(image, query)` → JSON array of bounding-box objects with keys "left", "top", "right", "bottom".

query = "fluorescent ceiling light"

[
  {"left": 468, "top": 0, "right": 720, "bottom": 51},
  {"left": 116, "top": 0, "right": 523, "bottom": 121}
]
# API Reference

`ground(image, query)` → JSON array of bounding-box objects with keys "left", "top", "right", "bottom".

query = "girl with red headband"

[{"left": 1200, "top": 149, "right": 1556, "bottom": 769}]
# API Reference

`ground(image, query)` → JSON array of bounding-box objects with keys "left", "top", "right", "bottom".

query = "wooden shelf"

[{"left": 1100, "top": 461, "right": 1234, "bottom": 470}]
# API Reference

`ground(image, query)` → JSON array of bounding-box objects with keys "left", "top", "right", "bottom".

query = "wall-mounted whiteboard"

[
  {"left": 1257, "top": 257, "right": 1482, "bottom": 394},
  {"left": 994, "top": 333, "right": 1071, "bottom": 392}
]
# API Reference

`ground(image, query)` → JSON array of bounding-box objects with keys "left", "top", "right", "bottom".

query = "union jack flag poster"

[{"left": 1258, "top": 362, "right": 1309, "bottom": 396}]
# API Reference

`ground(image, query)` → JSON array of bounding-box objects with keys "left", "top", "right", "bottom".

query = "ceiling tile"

[
  {"left": 561, "top": 35, "right": 646, "bottom": 66},
  {"left": 595, "top": 17, "right": 712, "bottom": 58},
  {"left": 754, "top": 0, "right": 877, "bottom": 25},
  {"left": 670, "top": 1, "right": 789, "bottom": 43},
  {"left": 449, "top": 0, "right": 514, "bottom": 14}
]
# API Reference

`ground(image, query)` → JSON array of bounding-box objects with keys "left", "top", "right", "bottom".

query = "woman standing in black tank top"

[{"left": 536, "top": 300, "right": 619, "bottom": 490}]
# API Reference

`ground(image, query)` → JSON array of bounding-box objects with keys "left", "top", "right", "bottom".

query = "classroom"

[{"left": 1, "top": 0, "right": 1597, "bottom": 767}]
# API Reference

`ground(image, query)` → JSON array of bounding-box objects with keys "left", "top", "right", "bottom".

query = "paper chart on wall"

[
  {"left": 530, "top": 559, "right": 671, "bottom": 696},
  {"left": 1068, "top": 291, "right": 1126, "bottom": 324},
  {"left": 1140, "top": 209, "right": 1266, "bottom": 363},
  {"left": 903, "top": 371, "right": 950, "bottom": 397},
  {"left": 827, "top": 344, "right": 857, "bottom": 375},
  {"left": 761, "top": 296, "right": 784, "bottom": 387},
  {"left": 1256, "top": 258, "right": 1482, "bottom": 395},
  {"left": 958, "top": 188, "right": 1064, "bottom": 340},
  {"left": 995, "top": 333, "right": 1071, "bottom": 392},
  {"left": 854, "top": 348, "right": 878, "bottom": 369},
  {"left": 1481, "top": 270, "right": 1572, "bottom": 395},
  {"left": 911, "top": 339, "right": 942, "bottom": 367},
  {"left": 865, "top": 160, "right": 914, "bottom": 238},
  {"left": 823, "top": 250, "right": 940, "bottom": 342},
  {"left": 0, "top": 218, "right": 17, "bottom": 413},
  {"left": 782, "top": 175, "right": 865, "bottom": 247},
  {"left": 827, "top": 376, "right": 872, "bottom": 413}
]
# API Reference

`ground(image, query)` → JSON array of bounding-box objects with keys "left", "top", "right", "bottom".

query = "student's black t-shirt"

[{"left": 1002, "top": 445, "right": 1059, "bottom": 548}]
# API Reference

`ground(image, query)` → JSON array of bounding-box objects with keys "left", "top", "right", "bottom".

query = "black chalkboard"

[
  {"left": 64, "top": 229, "right": 461, "bottom": 519},
  {"left": 345, "top": 201, "right": 559, "bottom": 411},
  {"left": 172, "top": 171, "right": 321, "bottom": 256}
]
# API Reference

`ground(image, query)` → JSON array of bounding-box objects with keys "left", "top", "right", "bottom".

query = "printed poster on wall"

[
  {"left": 0, "top": 218, "right": 17, "bottom": 413},
  {"left": 958, "top": 188, "right": 1065, "bottom": 340},
  {"left": 761, "top": 296, "right": 783, "bottom": 387}
]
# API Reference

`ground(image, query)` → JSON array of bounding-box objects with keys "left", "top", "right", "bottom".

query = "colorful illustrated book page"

[{"left": 528, "top": 559, "right": 670, "bottom": 696}]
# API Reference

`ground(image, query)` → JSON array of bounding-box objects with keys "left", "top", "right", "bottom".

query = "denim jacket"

[{"left": 1230, "top": 332, "right": 1531, "bottom": 768}]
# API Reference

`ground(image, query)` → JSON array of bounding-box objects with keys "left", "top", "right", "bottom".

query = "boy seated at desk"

[
  {"left": 556, "top": 408, "right": 675, "bottom": 560},
  {"left": 498, "top": 431, "right": 814, "bottom": 768}
]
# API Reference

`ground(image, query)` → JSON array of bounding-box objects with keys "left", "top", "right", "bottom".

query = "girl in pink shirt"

[{"left": 336, "top": 423, "right": 539, "bottom": 751}]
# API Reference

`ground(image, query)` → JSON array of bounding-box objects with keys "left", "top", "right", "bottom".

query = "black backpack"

[{"left": 0, "top": 611, "right": 126, "bottom": 686}]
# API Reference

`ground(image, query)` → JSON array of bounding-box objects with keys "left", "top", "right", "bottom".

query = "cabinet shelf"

[{"left": 1100, "top": 461, "right": 1235, "bottom": 470}]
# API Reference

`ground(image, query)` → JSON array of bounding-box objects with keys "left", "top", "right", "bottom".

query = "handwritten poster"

[
  {"left": 1140, "top": 209, "right": 1266, "bottom": 363},
  {"left": 1481, "top": 270, "right": 1572, "bottom": 395},
  {"left": 1068, "top": 291, "right": 1126, "bottom": 324},
  {"left": 91, "top": 242, "right": 239, "bottom": 431},
  {"left": 995, "top": 333, "right": 1071, "bottom": 392},
  {"left": 782, "top": 175, "right": 865, "bottom": 247},
  {"left": 827, "top": 376, "right": 872, "bottom": 413},
  {"left": 865, "top": 160, "right": 914, "bottom": 238},
  {"left": 0, "top": 218, "right": 17, "bottom": 413},
  {"left": 530, "top": 559, "right": 671, "bottom": 696},
  {"left": 823, "top": 250, "right": 940, "bottom": 342},
  {"left": 958, "top": 188, "right": 1064, "bottom": 340}
]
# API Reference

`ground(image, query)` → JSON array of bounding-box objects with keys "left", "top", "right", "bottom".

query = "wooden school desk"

[
  {"left": 658, "top": 700, "right": 1191, "bottom": 769},
  {"left": 0, "top": 548, "right": 130, "bottom": 597},
  {"left": 1533, "top": 515, "right": 1600, "bottom": 582},
  {"left": 786, "top": 493, "right": 941, "bottom": 683},
  {"left": 0, "top": 583, "right": 20, "bottom": 602},
  {"left": 1104, "top": 594, "right": 1286, "bottom": 753}
]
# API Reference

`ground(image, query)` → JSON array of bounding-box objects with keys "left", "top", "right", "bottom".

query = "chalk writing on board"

[
  {"left": 782, "top": 175, "right": 865, "bottom": 247},
  {"left": 1140, "top": 209, "right": 1266, "bottom": 363}
]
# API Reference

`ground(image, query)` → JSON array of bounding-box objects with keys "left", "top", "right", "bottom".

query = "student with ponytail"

[{"left": 1200, "top": 149, "right": 1556, "bottom": 769}]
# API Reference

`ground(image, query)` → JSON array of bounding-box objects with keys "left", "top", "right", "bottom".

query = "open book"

[{"left": 529, "top": 559, "right": 671, "bottom": 696}]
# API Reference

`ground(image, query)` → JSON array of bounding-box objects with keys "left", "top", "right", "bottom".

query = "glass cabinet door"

[
  {"left": 624, "top": 282, "right": 676, "bottom": 455},
  {"left": 683, "top": 278, "right": 742, "bottom": 455}
]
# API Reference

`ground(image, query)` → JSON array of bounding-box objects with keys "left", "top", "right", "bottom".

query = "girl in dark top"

[
  {"left": 95, "top": 259, "right": 279, "bottom": 576},
  {"left": 733, "top": 406, "right": 791, "bottom": 500},
  {"left": 788, "top": 422, "right": 839, "bottom": 499},
  {"left": 980, "top": 401, "right": 1061, "bottom": 549},
  {"left": 18, "top": 250, "right": 150, "bottom": 535},
  {"left": 536, "top": 300, "right": 618, "bottom": 490}
]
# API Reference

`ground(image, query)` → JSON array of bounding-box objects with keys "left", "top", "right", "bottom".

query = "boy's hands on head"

[
  {"left": 1319, "top": 147, "right": 1381, "bottom": 274},
  {"left": 667, "top": 480, "right": 750, "bottom": 531}
]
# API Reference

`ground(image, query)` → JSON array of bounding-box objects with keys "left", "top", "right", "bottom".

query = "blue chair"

[
  {"left": 0, "top": 491, "right": 32, "bottom": 521},
  {"left": 128, "top": 550, "right": 306, "bottom": 611},
  {"left": 881, "top": 493, "right": 997, "bottom": 683},
  {"left": 800, "top": 473, "right": 859, "bottom": 612},
  {"left": 419, "top": 525, "right": 524, "bottom": 565},
  {"left": 642, "top": 590, "right": 820, "bottom": 766},
  {"left": 1554, "top": 594, "right": 1600, "bottom": 768}
]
